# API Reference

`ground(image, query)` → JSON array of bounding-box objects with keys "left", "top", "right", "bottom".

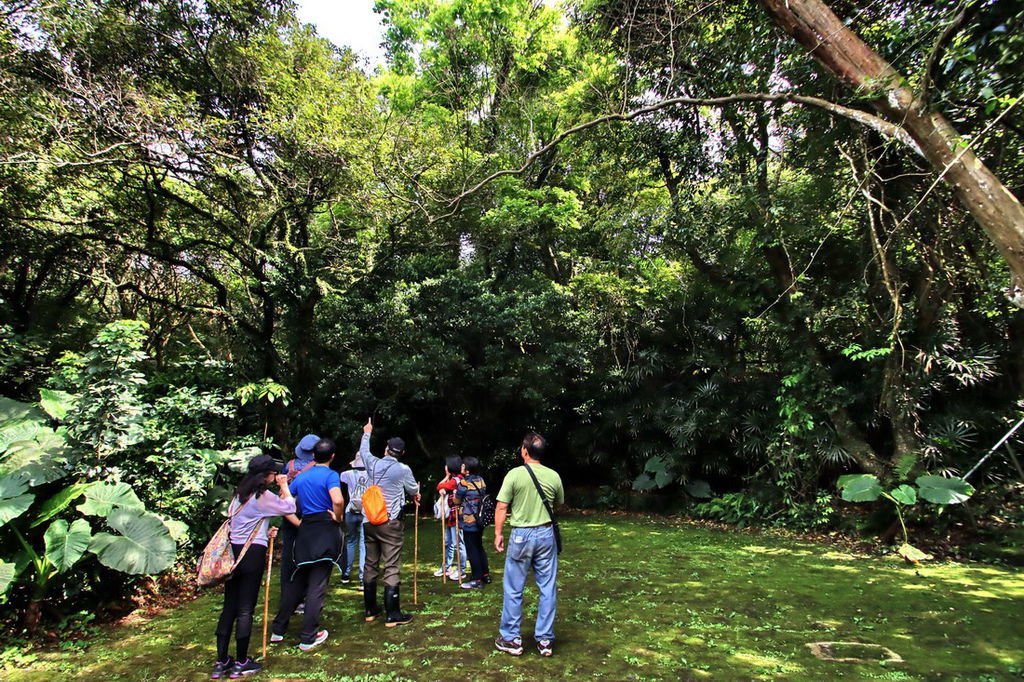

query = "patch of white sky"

[
  {"left": 295, "top": 0, "right": 565, "bottom": 72},
  {"left": 294, "top": 0, "right": 388, "bottom": 70}
]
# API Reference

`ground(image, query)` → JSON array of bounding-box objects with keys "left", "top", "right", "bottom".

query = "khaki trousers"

[{"left": 363, "top": 519, "right": 405, "bottom": 587}]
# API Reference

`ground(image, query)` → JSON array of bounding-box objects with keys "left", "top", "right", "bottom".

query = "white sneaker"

[
  {"left": 270, "top": 633, "right": 284, "bottom": 643},
  {"left": 298, "top": 629, "right": 328, "bottom": 651},
  {"left": 448, "top": 568, "right": 464, "bottom": 580},
  {"left": 433, "top": 568, "right": 446, "bottom": 577}
]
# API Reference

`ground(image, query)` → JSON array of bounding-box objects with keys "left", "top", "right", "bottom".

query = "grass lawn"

[{"left": 5, "top": 513, "right": 1023, "bottom": 681}]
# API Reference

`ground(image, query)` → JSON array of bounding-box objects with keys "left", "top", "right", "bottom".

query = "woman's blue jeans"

[
  {"left": 443, "top": 524, "right": 466, "bottom": 573},
  {"left": 344, "top": 510, "right": 365, "bottom": 580}
]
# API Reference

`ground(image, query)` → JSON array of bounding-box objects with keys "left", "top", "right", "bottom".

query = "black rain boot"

[
  {"left": 384, "top": 584, "right": 412, "bottom": 627},
  {"left": 363, "top": 580, "right": 382, "bottom": 622}
]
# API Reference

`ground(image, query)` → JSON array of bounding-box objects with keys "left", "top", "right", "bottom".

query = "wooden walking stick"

[
  {"left": 454, "top": 507, "right": 463, "bottom": 585},
  {"left": 261, "top": 532, "right": 275, "bottom": 659},
  {"left": 440, "top": 496, "right": 447, "bottom": 584},
  {"left": 413, "top": 498, "right": 420, "bottom": 605}
]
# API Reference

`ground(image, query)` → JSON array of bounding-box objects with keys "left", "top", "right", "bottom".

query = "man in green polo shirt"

[{"left": 493, "top": 432, "right": 564, "bottom": 658}]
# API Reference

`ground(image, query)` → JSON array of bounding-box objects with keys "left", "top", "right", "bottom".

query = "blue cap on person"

[{"left": 295, "top": 433, "right": 320, "bottom": 458}]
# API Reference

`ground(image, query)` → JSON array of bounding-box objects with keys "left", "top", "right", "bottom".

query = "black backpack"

[{"left": 477, "top": 493, "right": 496, "bottom": 527}]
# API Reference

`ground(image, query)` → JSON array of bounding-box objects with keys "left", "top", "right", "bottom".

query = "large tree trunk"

[{"left": 757, "top": 0, "right": 1024, "bottom": 301}]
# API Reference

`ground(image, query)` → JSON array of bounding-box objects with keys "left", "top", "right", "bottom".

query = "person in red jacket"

[{"left": 433, "top": 456, "right": 466, "bottom": 580}]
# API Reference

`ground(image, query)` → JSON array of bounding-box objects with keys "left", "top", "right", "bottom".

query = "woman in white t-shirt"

[{"left": 339, "top": 453, "right": 368, "bottom": 584}]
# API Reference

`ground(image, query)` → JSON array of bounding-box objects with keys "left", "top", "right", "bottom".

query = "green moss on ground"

[{"left": 5, "top": 514, "right": 1023, "bottom": 681}]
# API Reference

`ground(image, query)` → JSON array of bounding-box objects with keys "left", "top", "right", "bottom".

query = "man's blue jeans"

[
  {"left": 499, "top": 525, "right": 558, "bottom": 642},
  {"left": 344, "top": 511, "right": 365, "bottom": 580}
]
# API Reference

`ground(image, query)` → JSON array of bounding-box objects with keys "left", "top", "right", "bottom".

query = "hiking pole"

[
  {"left": 440, "top": 498, "right": 447, "bottom": 584},
  {"left": 262, "top": 533, "right": 275, "bottom": 659},
  {"left": 454, "top": 508, "right": 463, "bottom": 585},
  {"left": 413, "top": 498, "right": 420, "bottom": 605}
]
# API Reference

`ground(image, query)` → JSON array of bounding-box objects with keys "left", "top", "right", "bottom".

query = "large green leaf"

[
  {"left": 837, "top": 474, "right": 883, "bottom": 502},
  {"left": 0, "top": 493, "right": 35, "bottom": 527},
  {"left": 632, "top": 472, "right": 656, "bottom": 491},
  {"left": 889, "top": 484, "right": 917, "bottom": 506},
  {"left": 916, "top": 475, "right": 975, "bottom": 505},
  {"left": 78, "top": 481, "right": 144, "bottom": 516},
  {"left": 0, "top": 476, "right": 28, "bottom": 498},
  {"left": 685, "top": 479, "right": 714, "bottom": 499},
  {"left": 159, "top": 517, "right": 190, "bottom": 544},
  {"left": 44, "top": 518, "right": 93, "bottom": 572},
  {"left": 225, "top": 446, "right": 261, "bottom": 473},
  {"left": 644, "top": 456, "right": 668, "bottom": 474},
  {"left": 0, "top": 560, "right": 17, "bottom": 598},
  {"left": 1, "top": 433, "right": 69, "bottom": 486},
  {"left": 38, "top": 389, "right": 76, "bottom": 421},
  {"left": 0, "top": 397, "right": 45, "bottom": 424},
  {"left": 0, "top": 475, "right": 34, "bottom": 527},
  {"left": 31, "top": 482, "right": 95, "bottom": 528},
  {"left": 897, "top": 543, "right": 933, "bottom": 563},
  {"left": 88, "top": 509, "right": 176, "bottom": 575},
  {"left": 0, "top": 418, "right": 47, "bottom": 454}
]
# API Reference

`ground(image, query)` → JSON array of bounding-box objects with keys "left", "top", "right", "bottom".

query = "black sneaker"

[
  {"left": 537, "top": 639, "right": 553, "bottom": 657},
  {"left": 341, "top": 573, "right": 351, "bottom": 584},
  {"left": 482, "top": 574, "right": 493, "bottom": 585},
  {"left": 228, "top": 658, "right": 263, "bottom": 678},
  {"left": 211, "top": 657, "right": 234, "bottom": 679},
  {"left": 494, "top": 637, "right": 523, "bottom": 656}
]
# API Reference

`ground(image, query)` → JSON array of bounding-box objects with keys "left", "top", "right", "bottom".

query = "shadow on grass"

[{"left": 5, "top": 513, "right": 1023, "bottom": 681}]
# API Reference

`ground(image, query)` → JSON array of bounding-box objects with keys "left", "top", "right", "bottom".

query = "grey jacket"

[{"left": 359, "top": 433, "right": 419, "bottom": 521}]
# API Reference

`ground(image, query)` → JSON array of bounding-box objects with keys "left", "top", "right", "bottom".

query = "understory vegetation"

[{"left": 1, "top": 0, "right": 1023, "bottom": 640}]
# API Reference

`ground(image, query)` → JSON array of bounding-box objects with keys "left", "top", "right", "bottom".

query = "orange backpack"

[{"left": 362, "top": 460, "right": 396, "bottom": 525}]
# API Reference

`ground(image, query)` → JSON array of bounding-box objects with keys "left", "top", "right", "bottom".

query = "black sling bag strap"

[{"left": 523, "top": 464, "right": 562, "bottom": 554}]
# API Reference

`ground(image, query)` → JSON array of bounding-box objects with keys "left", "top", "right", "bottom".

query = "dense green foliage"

[
  {"left": 1, "top": 0, "right": 1022, "bottom": 628},
  {"left": 4, "top": 514, "right": 1023, "bottom": 680},
  {"left": 0, "top": 321, "right": 255, "bottom": 631}
]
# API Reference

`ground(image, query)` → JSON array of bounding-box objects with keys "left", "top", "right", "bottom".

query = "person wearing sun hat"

[
  {"left": 288, "top": 433, "right": 321, "bottom": 480},
  {"left": 278, "top": 433, "right": 319, "bottom": 612}
]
